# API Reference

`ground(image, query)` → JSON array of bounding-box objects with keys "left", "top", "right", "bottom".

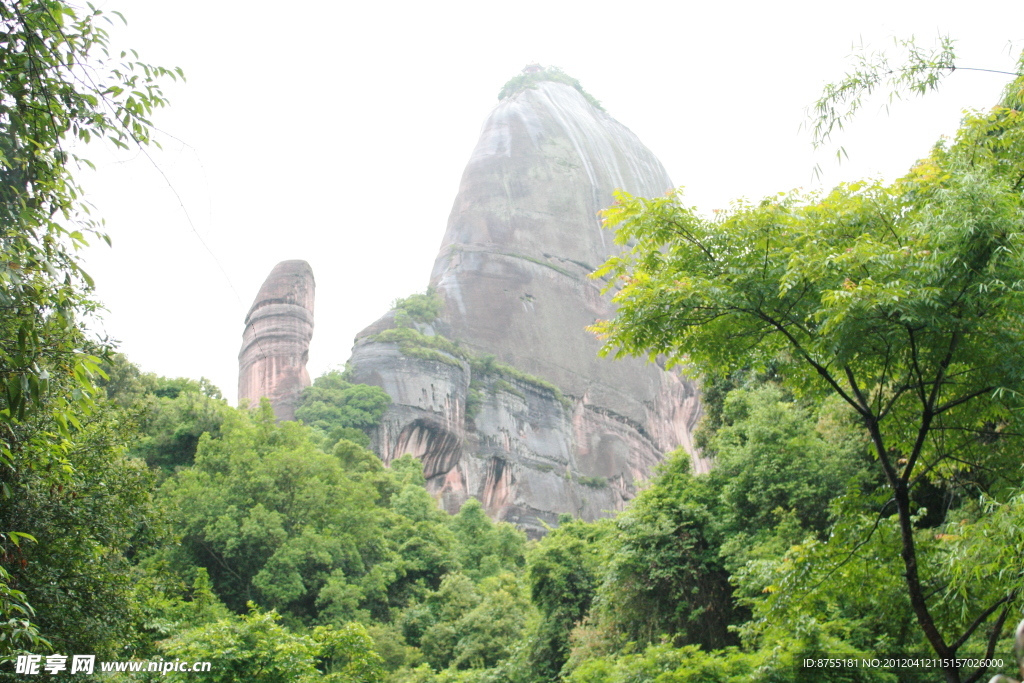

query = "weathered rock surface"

[
  {"left": 348, "top": 75, "right": 704, "bottom": 536},
  {"left": 238, "top": 260, "right": 315, "bottom": 422}
]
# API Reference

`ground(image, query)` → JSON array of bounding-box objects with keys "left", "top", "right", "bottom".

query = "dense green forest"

[
  {"left": 3, "top": 1, "right": 1024, "bottom": 680},
  {"left": 4, "top": 351, "right": 903, "bottom": 683},
  {"left": 8, "top": 336, "right": 1024, "bottom": 683}
]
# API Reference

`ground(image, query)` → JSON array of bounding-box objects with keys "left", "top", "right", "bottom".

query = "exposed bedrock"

[
  {"left": 238, "top": 260, "right": 315, "bottom": 421},
  {"left": 348, "top": 76, "right": 705, "bottom": 535}
]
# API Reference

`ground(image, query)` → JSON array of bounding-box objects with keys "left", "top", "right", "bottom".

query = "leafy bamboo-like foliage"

[{"left": 1, "top": 0, "right": 181, "bottom": 442}]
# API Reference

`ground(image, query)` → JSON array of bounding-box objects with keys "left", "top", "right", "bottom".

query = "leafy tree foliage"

[
  {"left": 808, "top": 36, "right": 956, "bottom": 160},
  {"left": 450, "top": 499, "right": 526, "bottom": 582},
  {"left": 0, "top": 397, "right": 158, "bottom": 661},
  {"left": 393, "top": 288, "right": 444, "bottom": 327},
  {"left": 132, "top": 386, "right": 226, "bottom": 474},
  {"left": 0, "top": 0, "right": 179, "bottom": 655},
  {"left": 522, "top": 517, "right": 612, "bottom": 682},
  {"left": 154, "top": 400, "right": 526, "bottom": 642},
  {"left": 709, "top": 385, "right": 866, "bottom": 549},
  {"left": 156, "top": 606, "right": 384, "bottom": 683},
  {"left": 132, "top": 390, "right": 227, "bottom": 471},
  {"left": 564, "top": 640, "right": 895, "bottom": 683},
  {"left": 586, "top": 453, "right": 738, "bottom": 653},
  {"left": 0, "top": 0, "right": 180, "bottom": 450},
  {"left": 381, "top": 457, "right": 460, "bottom": 605},
  {"left": 157, "top": 401, "right": 389, "bottom": 621},
  {"left": 0, "top": 0, "right": 177, "bottom": 470},
  {"left": 402, "top": 572, "right": 531, "bottom": 673},
  {"left": 130, "top": 565, "right": 232, "bottom": 653},
  {"left": 592, "top": 73, "right": 1024, "bottom": 682},
  {"left": 9, "top": 20, "right": 1024, "bottom": 683},
  {"left": 93, "top": 354, "right": 230, "bottom": 472},
  {"left": 295, "top": 370, "right": 391, "bottom": 446}
]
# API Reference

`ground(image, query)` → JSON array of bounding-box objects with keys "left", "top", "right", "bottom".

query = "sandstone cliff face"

[
  {"left": 348, "top": 77, "right": 704, "bottom": 536},
  {"left": 238, "top": 260, "right": 315, "bottom": 422}
]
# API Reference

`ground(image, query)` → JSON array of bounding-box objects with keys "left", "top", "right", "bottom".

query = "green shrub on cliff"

[
  {"left": 498, "top": 66, "right": 604, "bottom": 111},
  {"left": 296, "top": 370, "right": 392, "bottom": 445},
  {"left": 393, "top": 288, "right": 444, "bottom": 327}
]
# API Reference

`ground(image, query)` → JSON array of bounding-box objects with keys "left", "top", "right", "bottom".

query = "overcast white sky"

[{"left": 77, "top": 0, "right": 1024, "bottom": 404}]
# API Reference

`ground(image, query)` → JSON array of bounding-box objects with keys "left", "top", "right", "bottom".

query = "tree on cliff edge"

[{"left": 0, "top": 0, "right": 180, "bottom": 656}]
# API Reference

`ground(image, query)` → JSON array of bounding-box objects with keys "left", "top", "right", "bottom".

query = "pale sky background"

[{"left": 76, "top": 0, "right": 1024, "bottom": 405}]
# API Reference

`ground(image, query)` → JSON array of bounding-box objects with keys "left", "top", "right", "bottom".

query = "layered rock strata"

[
  {"left": 348, "top": 75, "right": 704, "bottom": 536},
  {"left": 238, "top": 260, "right": 315, "bottom": 421}
]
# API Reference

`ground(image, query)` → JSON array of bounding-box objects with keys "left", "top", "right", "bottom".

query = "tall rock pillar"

[{"left": 237, "top": 260, "right": 315, "bottom": 421}]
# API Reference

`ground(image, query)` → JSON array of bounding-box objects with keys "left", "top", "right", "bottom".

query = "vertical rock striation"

[
  {"left": 348, "top": 73, "right": 704, "bottom": 536},
  {"left": 238, "top": 260, "right": 315, "bottom": 421}
]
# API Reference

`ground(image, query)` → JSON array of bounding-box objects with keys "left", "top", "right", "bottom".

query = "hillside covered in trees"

[
  {"left": 8, "top": 323, "right": 1024, "bottom": 682},
  {"left": 3, "top": 0, "right": 1024, "bottom": 680}
]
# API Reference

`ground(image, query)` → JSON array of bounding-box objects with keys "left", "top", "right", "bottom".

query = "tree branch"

[
  {"left": 962, "top": 599, "right": 1013, "bottom": 683},
  {"left": 934, "top": 386, "right": 996, "bottom": 416},
  {"left": 750, "top": 310, "right": 865, "bottom": 415},
  {"left": 952, "top": 592, "right": 1014, "bottom": 652}
]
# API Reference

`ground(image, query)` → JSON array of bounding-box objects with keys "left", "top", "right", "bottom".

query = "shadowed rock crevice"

[
  {"left": 481, "top": 457, "right": 514, "bottom": 512},
  {"left": 394, "top": 418, "right": 463, "bottom": 479}
]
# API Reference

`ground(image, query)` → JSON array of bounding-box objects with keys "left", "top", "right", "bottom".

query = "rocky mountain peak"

[{"left": 347, "top": 73, "right": 703, "bottom": 535}]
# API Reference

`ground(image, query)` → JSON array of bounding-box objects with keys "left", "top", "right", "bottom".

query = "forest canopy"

[
  {"left": 3, "top": 11, "right": 1024, "bottom": 683},
  {"left": 588, "top": 54, "right": 1024, "bottom": 683}
]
